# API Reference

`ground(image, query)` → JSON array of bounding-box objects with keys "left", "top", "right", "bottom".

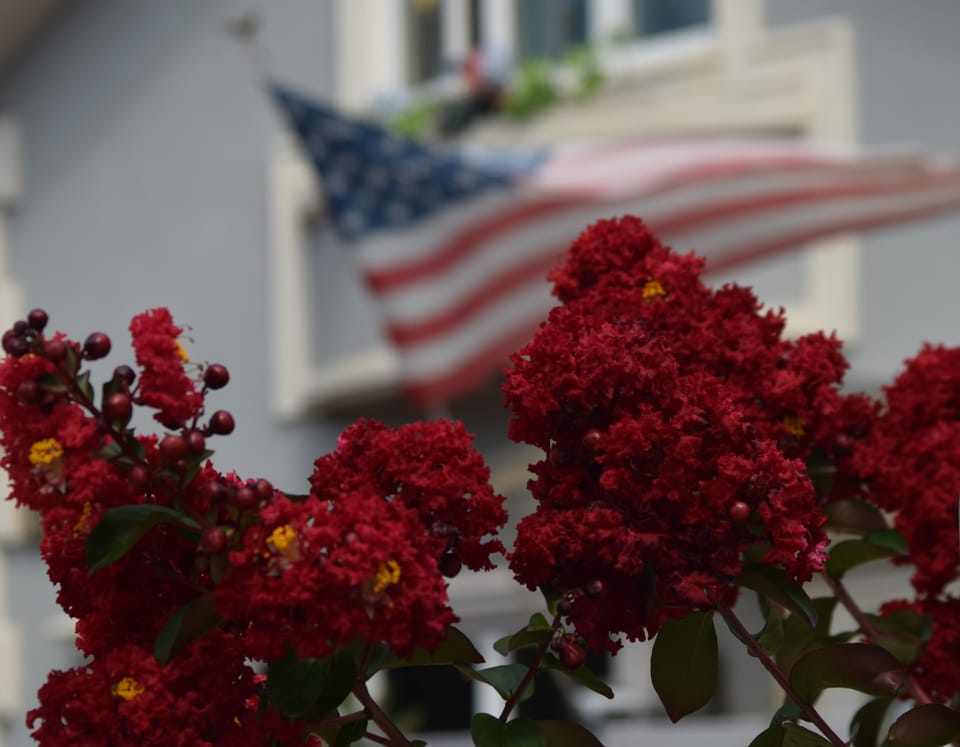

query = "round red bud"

[
  {"left": 103, "top": 392, "right": 133, "bottom": 423},
  {"left": 233, "top": 486, "right": 258, "bottom": 510},
  {"left": 253, "top": 478, "right": 273, "bottom": 500},
  {"left": 43, "top": 338, "right": 67, "bottom": 362},
  {"left": 83, "top": 332, "right": 111, "bottom": 360},
  {"left": 560, "top": 641, "right": 586, "bottom": 670},
  {"left": 2, "top": 332, "right": 28, "bottom": 357},
  {"left": 27, "top": 309, "right": 48, "bottom": 332},
  {"left": 158, "top": 433, "right": 188, "bottom": 463},
  {"left": 548, "top": 445, "right": 570, "bottom": 467},
  {"left": 12, "top": 320, "right": 28, "bottom": 335},
  {"left": 200, "top": 527, "right": 227, "bottom": 554},
  {"left": 113, "top": 365, "right": 136, "bottom": 387},
  {"left": 581, "top": 429, "right": 603, "bottom": 450},
  {"left": 128, "top": 464, "right": 150, "bottom": 491},
  {"left": 728, "top": 501, "right": 751, "bottom": 523},
  {"left": 208, "top": 410, "right": 235, "bottom": 435},
  {"left": 438, "top": 552, "right": 462, "bottom": 578},
  {"left": 203, "top": 364, "right": 230, "bottom": 390},
  {"left": 585, "top": 579, "right": 604, "bottom": 597},
  {"left": 557, "top": 597, "right": 573, "bottom": 616},
  {"left": 185, "top": 430, "right": 206, "bottom": 454},
  {"left": 16, "top": 379, "right": 40, "bottom": 405}
]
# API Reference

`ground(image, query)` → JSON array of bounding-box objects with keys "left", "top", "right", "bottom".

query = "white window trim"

[{"left": 270, "top": 2, "right": 859, "bottom": 416}]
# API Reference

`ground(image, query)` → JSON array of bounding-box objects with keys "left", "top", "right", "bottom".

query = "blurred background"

[{"left": 1, "top": 1, "right": 959, "bottom": 745}]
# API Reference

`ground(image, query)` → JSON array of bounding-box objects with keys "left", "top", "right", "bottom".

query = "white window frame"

[{"left": 269, "top": 0, "right": 859, "bottom": 416}]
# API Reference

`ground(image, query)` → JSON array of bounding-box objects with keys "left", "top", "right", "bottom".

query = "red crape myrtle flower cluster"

[
  {"left": 503, "top": 216, "right": 870, "bottom": 652},
  {"left": 851, "top": 344, "right": 960, "bottom": 701},
  {"left": 0, "top": 308, "right": 506, "bottom": 746}
]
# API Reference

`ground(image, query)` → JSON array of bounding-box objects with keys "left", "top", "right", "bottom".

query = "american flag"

[{"left": 273, "top": 85, "right": 960, "bottom": 408}]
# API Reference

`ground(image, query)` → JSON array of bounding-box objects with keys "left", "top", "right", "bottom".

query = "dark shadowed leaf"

[
  {"left": 781, "top": 723, "right": 834, "bottom": 746},
  {"left": 458, "top": 664, "right": 534, "bottom": 701},
  {"left": 789, "top": 643, "right": 903, "bottom": 703},
  {"left": 651, "top": 610, "right": 718, "bottom": 722},
  {"left": 472, "top": 713, "right": 505, "bottom": 747},
  {"left": 736, "top": 563, "right": 817, "bottom": 627},
  {"left": 153, "top": 593, "right": 221, "bottom": 664},
  {"left": 776, "top": 597, "right": 849, "bottom": 676},
  {"left": 265, "top": 649, "right": 357, "bottom": 719},
  {"left": 863, "top": 529, "right": 907, "bottom": 554},
  {"left": 504, "top": 717, "right": 544, "bottom": 747},
  {"left": 756, "top": 602, "right": 786, "bottom": 656},
  {"left": 749, "top": 726, "right": 785, "bottom": 747},
  {"left": 85, "top": 504, "right": 199, "bottom": 574},
  {"left": 886, "top": 704, "right": 960, "bottom": 747},
  {"left": 383, "top": 625, "right": 484, "bottom": 668},
  {"left": 825, "top": 498, "right": 888, "bottom": 534},
  {"left": 539, "top": 720, "right": 605, "bottom": 747},
  {"left": 825, "top": 538, "right": 899, "bottom": 579},
  {"left": 540, "top": 652, "right": 614, "bottom": 698},
  {"left": 849, "top": 697, "right": 892, "bottom": 747},
  {"left": 494, "top": 613, "right": 554, "bottom": 655}
]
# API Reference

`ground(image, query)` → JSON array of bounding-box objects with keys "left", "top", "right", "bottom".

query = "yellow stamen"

[
  {"left": 174, "top": 339, "right": 190, "bottom": 363},
  {"left": 372, "top": 560, "right": 401, "bottom": 593},
  {"left": 267, "top": 525, "right": 297, "bottom": 553},
  {"left": 73, "top": 502, "right": 94, "bottom": 537},
  {"left": 642, "top": 279, "right": 666, "bottom": 300},
  {"left": 783, "top": 415, "right": 805, "bottom": 436},
  {"left": 112, "top": 677, "right": 144, "bottom": 701},
  {"left": 29, "top": 438, "right": 63, "bottom": 466}
]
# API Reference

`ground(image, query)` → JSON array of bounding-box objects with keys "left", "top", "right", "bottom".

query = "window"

[
  {"left": 631, "top": 0, "right": 710, "bottom": 37},
  {"left": 406, "top": 0, "right": 443, "bottom": 83},
  {"left": 516, "top": 0, "right": 588, "bottom": 61}
]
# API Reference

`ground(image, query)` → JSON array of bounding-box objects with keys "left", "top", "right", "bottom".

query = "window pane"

[
  {"left": 407, "top": 0, "right": 443, "bottom": 83},
  {"left": 516, "top": 0, "right": 588, "bottom": 61},
  {"left": 633, "top": 0, "right": 710, "bottom": 36}
]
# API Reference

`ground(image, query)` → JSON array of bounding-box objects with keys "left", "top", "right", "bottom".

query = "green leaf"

[
  {"left": 776, "top": 597, "right": 846, "bottom": 675},
  {"left": 736, "top": 563, "right": 818, "bottom": 628},
  {"left": 757, "top": 603, "right": 786, "bottom": 656},
  {"left": 458, "top": 664, "right": 533, "bottom": 701},
  {"left": 826, "top": 539, "right": 899, "bottom": 579},
  {"left": 781, "top": 723, "right": 834, "bottom": 746},
  {"left": 504, "top": 717, "right": 544, "bottom": 747},
  {"left": 36, "top": 372, "right": 69, "bottom": 393},
  {"left": 85, "top": 504, "right": 198, "bottom": 574},
  {"left": 862, "top": 607, "right": 930, "bottom": 665},
  {"left": 789, "top": 643, "right": 904, "bottom": 703},
  {"left": 92, "top": 440, "right": 124, "bottom": 461},
  {"left": 472, "top": 713, "right": 505, "bottom": 747},
  {"left": 886, "top": 704, "right": 960, "bottom": 746},
  {"left": 153, "top": 593, "right": 222, "bottom": 664},
  {"left": 824, "top": 499, "right": 888, "bottom": 534},
  {"left": 850, "top": 697, "right": 892, "bottom": 747},
  {"left": 332, "top": 717, "right": 369, "bottom": 747},
  {"left": 539, "top": 720, "right": 605, "bottom": 747},
  {"left": 540, "top": 653, "right": 614, "bottom": 699},
  {"left": 863, "top": 529, "right": 907, "bottom": 555},
  {"left": 383, "top": 625, "right": 484, "bottom": 668},
  {"left": 540, "top": 585, "right": 562, "bottom": 616},
  {"left": 749, "top": 726, "right": 785, "bottom": 747},
  {"left": 494, "top": 613, "right": 555, "bottom": 655},
  {"left": 265, "top": 649, "right": 357, "bottom": 720},
  {"left": 76, "top": 370, "right": 94, "bottom": 402},
  {"left": 651, "top": 610, "right": 718, "bottom": 722}
]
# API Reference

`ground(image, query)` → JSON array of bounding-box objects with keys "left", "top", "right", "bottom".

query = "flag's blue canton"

[{"left": 273, "top": 86, "right": 527, "bottom": 239}]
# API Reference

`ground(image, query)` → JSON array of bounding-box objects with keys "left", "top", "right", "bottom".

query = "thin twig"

[
  {"left": 498, "top": 612, "right": 562, "bottom": 723},
  {"left": 707, "top": 588, "right": 848, "bottom": 747}
]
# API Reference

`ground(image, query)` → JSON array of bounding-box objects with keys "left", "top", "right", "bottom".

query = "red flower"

[
  {"left": 504, "top": 217, "right": 829, "bottom": 650},
  {"left": 28, "top": 633, "right": 314, "bottom": 746},
  {"left": 215, "top": 491, "right": 456, "bottom": 661},
  {"left": 312, "top": 419, "right": 507, "bottom": 570},
  {"left": 129, "top": 308, "right": 203, "bottom": 427}
]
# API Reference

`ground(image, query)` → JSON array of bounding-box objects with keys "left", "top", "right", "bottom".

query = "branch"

[{"left": 707, "top": 588, "right": 848, "bottom": 747}]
